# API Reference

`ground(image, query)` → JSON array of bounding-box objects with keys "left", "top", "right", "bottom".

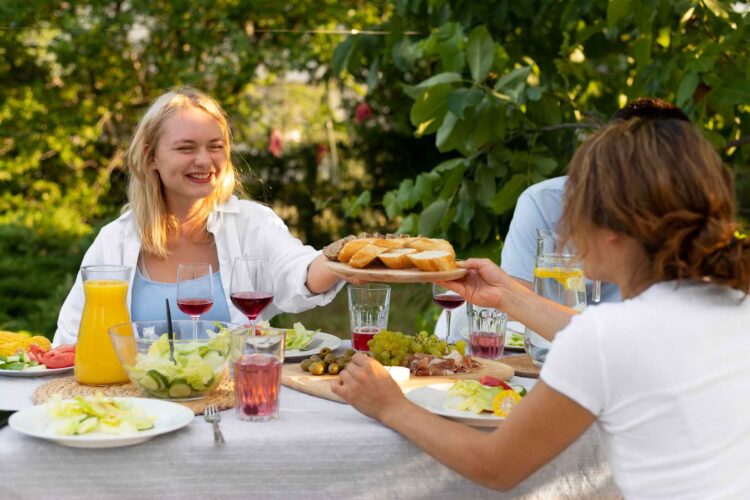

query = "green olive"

[
  {"left": 319, "top": 347, "right": 333, "bottom": 358},
  {"left": 300, "top": 358, "right": 313, "bottom": 372},
  {"left": 326, "top": 363, "right": 341, "bottom": 375},
  {"left": 309, "top": 361, "right": 326, "bottom": 376},
  {"left": 309, "top": 355, "right": 322, "bottom": 363},
  {"left": 344, "top": 348, "right": 355, "bottom": 357},
  {"left": 323, "top": 353, "right": 338, "bottom": 365}
]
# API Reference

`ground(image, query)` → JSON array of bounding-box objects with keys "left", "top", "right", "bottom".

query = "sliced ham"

[{"left": 407, "top": 351, "right": 479, "bottom": 376}]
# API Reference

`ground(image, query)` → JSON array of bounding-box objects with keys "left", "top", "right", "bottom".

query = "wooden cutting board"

[
  {"left": 324, "top": 260, "right": 466, "bottom": 283},
  {"left": 281, "top": 358, "right": 514, "bottom": 404}
]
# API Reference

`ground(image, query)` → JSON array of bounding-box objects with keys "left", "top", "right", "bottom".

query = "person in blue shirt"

[{"left": 437, "top": 98, "right": 689, "bottom": 341}]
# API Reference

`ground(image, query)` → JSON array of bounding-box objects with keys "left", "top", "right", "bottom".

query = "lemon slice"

[
  {"left": 533, "top": 267, "right": 584, "bottom": 291},
  {"left": 492, "top": 389, "right": 522, "bottom": 417}
]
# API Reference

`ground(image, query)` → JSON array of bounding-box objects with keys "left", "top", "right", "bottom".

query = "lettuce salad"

[
  {"left": 125, "top": 328, "right": 234, "bottom": 399},
  {"left": 50, "top": 393, "right": 154, "bottom": 436}
]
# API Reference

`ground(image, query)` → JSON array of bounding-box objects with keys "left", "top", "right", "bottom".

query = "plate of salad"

[
  {"left": 258, "top": 322, "right": 342, "bottom": 360},
  {"left": 0, "top": 350, "right": 74, "bottom": 377},
  {"left": 404, "top": 378, "right": 529, "bottom": 427},
  {"left": 9, "top": 394, "right": 194, "bottom": 448}
]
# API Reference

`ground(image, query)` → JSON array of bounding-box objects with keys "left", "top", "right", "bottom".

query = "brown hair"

[{"left": 560, "top": 118, "right": 750, "bottom": 292}]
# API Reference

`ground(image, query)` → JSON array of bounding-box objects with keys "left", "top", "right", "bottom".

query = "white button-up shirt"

[{"left": 54, "top": 196, "right": 343, "bottom": 345}]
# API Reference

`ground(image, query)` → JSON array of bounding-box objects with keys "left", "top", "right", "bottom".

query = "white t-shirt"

[
  {"left": 541, "top": 281, "right": 750, "bottom": 499},
  {"left": 54, "top": 196, "right": 344, "bottom": 345}
]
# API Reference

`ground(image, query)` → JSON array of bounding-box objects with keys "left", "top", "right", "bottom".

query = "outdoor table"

[{"left": 0, "top": 367, "right": 619, "bottom": 499}]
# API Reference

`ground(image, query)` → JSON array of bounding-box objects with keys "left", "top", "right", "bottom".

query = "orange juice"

[{"left": 75, "top": 279, "right": 132, "bottom": 385}]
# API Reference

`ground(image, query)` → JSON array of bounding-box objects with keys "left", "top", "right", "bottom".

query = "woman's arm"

[
  {"left": 332, "top": 354, "right": 596, "bottom": 491},
  {"left": 440, "top": 258, "right": 576, "bottom": 341},
  {"left": 305, "top": 254, "right": 343, "bottom": 294}
]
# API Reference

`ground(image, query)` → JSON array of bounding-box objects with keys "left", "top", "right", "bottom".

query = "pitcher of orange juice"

[{"left": 74, "top": 265, "right": 132, "bottom": 385}]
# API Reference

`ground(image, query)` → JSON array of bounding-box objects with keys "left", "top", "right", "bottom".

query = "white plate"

[
  {"left": 9, "top": 397, "right": 194, "bottom": 448},
  {"left": 285, "top": 332, "right": 342, "bottom": 359},
  {"left": 504, "top": 321, "right": 525, "bottom": 351},
  {"left": 0, "top": 366, "right": 74, "bottom": 378},
  {"left": 404, "top": 383, "right": 504, "bottom": 428}
]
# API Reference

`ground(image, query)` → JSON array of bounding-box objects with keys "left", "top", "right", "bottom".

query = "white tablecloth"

[{"left": 0, "top": 372, "right": 619, "bottom": 499}]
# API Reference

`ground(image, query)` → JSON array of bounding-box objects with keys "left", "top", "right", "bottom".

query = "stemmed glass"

[
  {"left": 176, "top": 263, "right": 214, "bottom": 341},
  {"left": 432, "top": 284, "right": 465, "bottom": 341},
  {"left": 230, "top": 256, "right": 274, "bottom": 335}
]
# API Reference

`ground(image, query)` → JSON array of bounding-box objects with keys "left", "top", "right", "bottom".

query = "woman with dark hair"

[{"left": 333, "top": 116, "right": 750, "bottom": 497}]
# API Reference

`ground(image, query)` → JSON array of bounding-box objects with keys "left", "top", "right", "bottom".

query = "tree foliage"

[{"left": 335, "top": 0, "right": 750, "bottom": 259}]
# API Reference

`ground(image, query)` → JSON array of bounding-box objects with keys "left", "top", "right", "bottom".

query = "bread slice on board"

[
  {"left": 407, "top": 250, "right": 457, "bottom": 271},
  {"left": 348, "top": 244, "right": 389, "bottom": 268},
  {"left": 338, "top": 238, "right": 375, "bottom": 263},
  {"left": 405, "top": 238, "right": 456, "bottom": 257},
  {"left": 378, "top": 248, "right": 417, "bottom": 269}
]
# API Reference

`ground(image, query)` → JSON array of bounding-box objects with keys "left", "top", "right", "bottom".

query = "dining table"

[{"left": 0, "top": 346, "right": 620, "bottom": 499}]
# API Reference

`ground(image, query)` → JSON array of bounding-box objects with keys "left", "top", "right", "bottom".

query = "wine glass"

[
  {"left": 230, "top": 256, "right": 274, "bottom": 334},
  {"left": 176, "top": 263, "right": 214, "bottom": 341},
  {"left": 432, "top": 284, "right": 465, "bottom": 341}
]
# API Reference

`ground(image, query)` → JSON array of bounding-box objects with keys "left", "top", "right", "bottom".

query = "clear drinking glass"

[
  {"left": 466, "top": 304, "right": 507, "bottom": 360},
  {"left": 432, "top": 284, "right": 465, "bottom": 342},
  {"left": 229, "top": 257, "right": 273, "bottom": 335},
  {"left": 234, "top": 328, "right": 284, "bottom": 421},
  {"left": 176, "top": 263, "right": 214, "bottom": 341},
  {"left": 347, "top": 284, "right": 391, "bottom": 352}
]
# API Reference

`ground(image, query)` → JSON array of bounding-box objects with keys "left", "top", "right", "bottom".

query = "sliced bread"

[
  {"left": 378, "top": 248, "right": 417, "bottom": 269},
  {"left": 406, "top": 250, "right": 457, "bottom": 272},
  {"left": 348, "top": 244, "right": 389, "bottom": 269}
]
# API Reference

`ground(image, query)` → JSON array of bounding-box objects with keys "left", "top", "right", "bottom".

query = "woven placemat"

[
  {"left": 500, "top": 353, "right": 540, "bottom": 379},
  {"left": 32, "top": 376, "right": 235, "bottom": 415}
]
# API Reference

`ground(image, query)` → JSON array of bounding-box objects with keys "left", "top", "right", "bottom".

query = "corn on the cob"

[{"left": 0, "top": 331, "right": 51, "bottom": 356}]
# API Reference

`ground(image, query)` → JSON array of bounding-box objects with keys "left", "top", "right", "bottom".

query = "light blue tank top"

[{"left": 130, "top": 268, "right": 231, "bottom": 322}]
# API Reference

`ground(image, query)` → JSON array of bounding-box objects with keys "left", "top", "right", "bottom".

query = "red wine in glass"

[
  {"left": 177, "top": 298, "right": 214, "bottom": 316},
  {"left": 234, "top": 353, "right": 282, "bottom": 420},
  {"left": 433, "top": 294, "right": 465, "bottom": 309},
  {"left": 230, "top": 292, "right": 274, "bottom": 321}
]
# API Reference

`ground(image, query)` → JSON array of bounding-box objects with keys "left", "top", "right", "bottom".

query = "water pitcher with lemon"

[
  {"left": 525, "top": 230, "right": 586, "bottom": 366},
  {"left": 75, "top": 265, "right": 133, "bottom": 385}
]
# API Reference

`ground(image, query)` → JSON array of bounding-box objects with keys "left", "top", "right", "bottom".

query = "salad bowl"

[{"left": 109, "top": 320, "right": 247, "bottom": 401}]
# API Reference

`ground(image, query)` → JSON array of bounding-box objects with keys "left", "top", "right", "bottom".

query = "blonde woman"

[
  {"left": 333, "top": 117, "right": 750, "bottom": 497},
  {"left": 54, "top": 87, "right": 343, "bottom": 344}
]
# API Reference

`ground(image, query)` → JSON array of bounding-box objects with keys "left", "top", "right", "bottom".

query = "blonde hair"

[
  {"left": 560, "top": 118, "right": 750, "bottom": 292},
  {"left": 125, "top": 87, "right": 238, "bottom": 257}
]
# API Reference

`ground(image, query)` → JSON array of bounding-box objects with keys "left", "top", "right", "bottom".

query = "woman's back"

[{"left": 541, "top": 281, "right": 750, "bottom": 498}]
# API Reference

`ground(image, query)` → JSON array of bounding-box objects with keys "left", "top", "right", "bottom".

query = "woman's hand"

[
  {"left": 438, "top": 258, "right": 530, "bottom": 310},
  {"left": 330, "top": 353, "right": 408, "bottom": 422}
]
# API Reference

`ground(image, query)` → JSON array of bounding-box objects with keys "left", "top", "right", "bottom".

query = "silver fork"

[
  {"left": 300, "top": 336, "right": 323, "bottom": 351},
  {"left": 204, "top": 405, "right": 225, "bottom": 446}
]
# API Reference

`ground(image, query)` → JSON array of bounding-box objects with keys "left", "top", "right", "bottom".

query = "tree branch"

[
  {"left": 539, "top": 121, "right": 600, "bottom": 133},
  {"left": 726, "top": 135, "right": 750, "bottom": 150}
]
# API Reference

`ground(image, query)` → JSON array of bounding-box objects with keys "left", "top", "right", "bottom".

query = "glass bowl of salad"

[{"left": 109, "top": 320, "right": 248, "bottom": 401}]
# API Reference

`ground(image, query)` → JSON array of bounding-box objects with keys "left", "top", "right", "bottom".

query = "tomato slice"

[{"left": 480, "top": 375, "right": 512, "bottom": 390}]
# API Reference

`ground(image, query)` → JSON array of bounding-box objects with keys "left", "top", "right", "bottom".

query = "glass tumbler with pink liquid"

[
  {"left": 234, "top": 329, "right": 284, "bottom": 422},
  {"left": 347, "top": 284, "right": 391, "bottom": 352},
  {"left": 466, "top": 303, "right": 507, "bottom": 360}
]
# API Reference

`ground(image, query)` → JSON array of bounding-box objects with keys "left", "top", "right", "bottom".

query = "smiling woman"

[{"left": 53, "top": 87, "right": 345, "bottom": 346}]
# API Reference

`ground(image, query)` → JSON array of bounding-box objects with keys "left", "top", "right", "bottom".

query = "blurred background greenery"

[{"left": 1, "top": 0, "right": 748, "bottom": 339}]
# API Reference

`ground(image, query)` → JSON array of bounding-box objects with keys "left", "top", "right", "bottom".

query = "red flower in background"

[
  {"left": 355, "top": 103, "right": 373, "bottom": 124},
  {"left": 268, "top": 128, "right": 283, "bottom": 158}
]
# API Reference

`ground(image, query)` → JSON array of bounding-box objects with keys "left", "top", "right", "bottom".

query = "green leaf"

[
  {"left": 397, "top": 213, "right": 419, "bottom": 235},
  {"left": 419, "top": 199, "right": 449, "bottom": 236},
  {"left": 366, "top": 58, "right": 380, "bottom": 94},
  {"left": 493, "top": 66, "right": 531, "bottom": 102},
  {"left": 436, "top": 112, "right": 471, "bottom": 153},
  {"left": 439, "top": 163, "right": 467, "bottom": 199},
  {"left": 383, "top": 191, "right": 398, "bottom": 220},
  {"left": 434, "top": 158, "right": 466, "bottom": 173},
  {"left": 474, "top": 165, "right": 497, "bottom": 207},
  {"left": 471, "top": 208, "right": 492, "bottom": 243},
  {"left": 343, "top": 190, "right": 371, "bottom": 219},
  {"left": 607, "top": 0, "right": 632, "bottom": 30},
  {"left": 446, "top": 87, "right": 483, "bottom": 119},
  {"left": 531, "top": 156, "right": 558, "bottom": 175},
  {"left": 455, "top": 182, "right": 476, "bottom": 230},
  {"left": 676, "top": 72, "right": 699, "bottom": 107},
  {"left": 331, "top": 37, "right": 357, "bottom": 77},
  {"left": 710, "top": 81, "right": 750, "bottom": 106},
  {"left": 466, "top": 26, "right": 494, "bottom": 83},
  {"left": 402, "top": 72, "right": 463, "bottom": 99},
  {"left": 396, "top": 179, "right": 415, "bottom": 210},
  {"left": 702, "top": 0, "right": 729, "bottom": 18},
  {"left": 490, "top": 174, "right": 527, "bottom": 215},
  {"left": 633, "top": 34, "right": 652, "bottom": 69},
  {"left": 464, "top": 100, "right": 493, "bottom": 150},
  {"left": 410, "top": 84, "right": 452, "bottom": 136}
]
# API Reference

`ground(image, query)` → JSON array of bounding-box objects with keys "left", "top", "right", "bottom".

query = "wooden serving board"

[
  {"left": 324, "top": 260, "right": 466, "bottom": 283},
  {"left": 500, "top": 353, "right": 540, "bottom": 379},
  {"left": 281, "top": 358, "right": 514, "bottom": 404}
]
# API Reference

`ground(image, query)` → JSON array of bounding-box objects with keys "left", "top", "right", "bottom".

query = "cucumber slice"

[
  {"left": 511, "top": 384, "right": 528, "bottom": 397},
  {"left": 1, "top": 362, "right": 24, "bottom": 370},
  {"left": 139, "top": 375, "right": 160, "bottom": 392},
  {"left": 145, "top": 370, "right": 168, "bottom": 391},
  {"left": 168, "top": 380, "right": 192, "bottom": 398}
]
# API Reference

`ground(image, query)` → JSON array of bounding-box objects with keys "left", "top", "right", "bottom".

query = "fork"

[
  {"left": 204, "top": 405, "right": 225, "bottom": 446},
  {"left": 300, "top": 336, "right": 323, "bottom": 351}
]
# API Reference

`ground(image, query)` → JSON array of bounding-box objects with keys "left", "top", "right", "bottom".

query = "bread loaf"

[
  {"left": 405, "top": 238, "right": 456, "bottom": 257},
  {"left": 337, "top": 238, "right": 376, "bottom": 263},
  {"left": 378, "top": 248, "right": 417, "bottom": 269},
  {"left": 406, "top": 250, "right": 457, "bottom": 271}
]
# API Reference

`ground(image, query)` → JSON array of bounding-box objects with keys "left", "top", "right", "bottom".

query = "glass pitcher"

[
  {"left": 524, "top": 230, "right": 586, "bottom": 366},
  {"left": 74, "top": 265, "right": 132, "bottom": 385}
]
